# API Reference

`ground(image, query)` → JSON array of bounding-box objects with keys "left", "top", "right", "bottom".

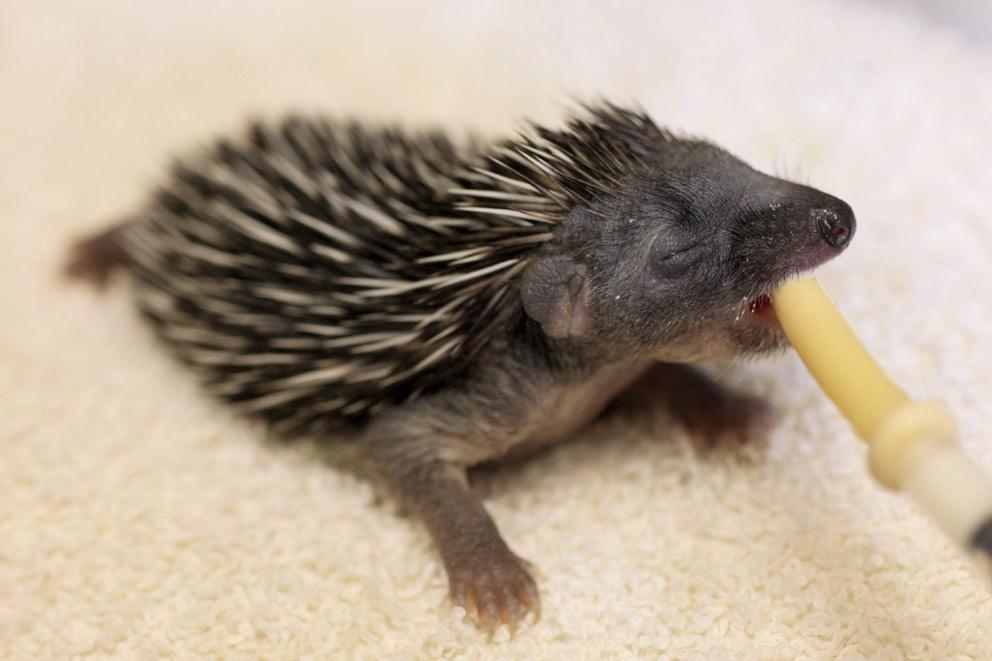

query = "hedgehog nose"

[{"left": 813, "top": 201, "right": 855, "bottom": 249}]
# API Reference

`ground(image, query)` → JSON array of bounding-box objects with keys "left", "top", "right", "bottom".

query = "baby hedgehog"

[{"left": 66, "top": 102, "right": 855, "bottom": 633}]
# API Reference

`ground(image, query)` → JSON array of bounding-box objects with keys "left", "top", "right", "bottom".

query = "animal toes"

[
  {"left": 448, "top": 549, "right": 540, "bottom": 635},
  {"left": 686, "top": 392, "right": 779, "bottom": 449}
]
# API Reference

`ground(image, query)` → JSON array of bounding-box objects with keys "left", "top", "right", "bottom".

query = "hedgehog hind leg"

[{"left": 64, "top": 221, "right": 131, "bottom": 288}]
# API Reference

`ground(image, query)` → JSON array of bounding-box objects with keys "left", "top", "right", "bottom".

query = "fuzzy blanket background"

[{"left": 4, "top": 0, "right": 992, "bottom": 657}]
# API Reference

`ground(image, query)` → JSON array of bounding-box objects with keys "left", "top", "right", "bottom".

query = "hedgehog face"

[{"left": 523, "top": 145, "right": 855, "bottom": 364}]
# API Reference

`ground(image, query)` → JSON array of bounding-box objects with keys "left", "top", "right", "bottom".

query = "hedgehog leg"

[
  {"left": 366, "top": 428, "right": 540, "bottom": 634},
  {"left": 64, "top": 222, "right": 130, "bottom": 288},
  {"left": 619, "top": 363, "right": 778, "bottom": 448}
]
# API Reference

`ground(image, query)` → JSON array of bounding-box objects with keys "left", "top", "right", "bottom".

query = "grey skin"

[
  {"left": 362, "top": 152, "right": 855, "bottom": 630},
  {"left": 67, "top": 133, "right": 855, "bottom": 634}
]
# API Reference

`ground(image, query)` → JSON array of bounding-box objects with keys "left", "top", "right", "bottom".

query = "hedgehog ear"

[{"left": 520, "top": 255, "right": 591, "bottom": 339}]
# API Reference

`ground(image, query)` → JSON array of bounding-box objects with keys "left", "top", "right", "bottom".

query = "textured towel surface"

[{"left": 3, "top": 1, "right": 992, "bottom": 657}]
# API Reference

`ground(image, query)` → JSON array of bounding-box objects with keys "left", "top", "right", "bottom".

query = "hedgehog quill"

[{"left": 66, "top": 102, "right": 855, "bottom": 633}]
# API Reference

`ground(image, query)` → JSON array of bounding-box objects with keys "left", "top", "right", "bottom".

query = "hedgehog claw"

[
  {"left": 449, "top": 550, "right": 540, "bottom": 635},
  {"left": 682, "top": 390, "right": 777, "bottom": 449}
]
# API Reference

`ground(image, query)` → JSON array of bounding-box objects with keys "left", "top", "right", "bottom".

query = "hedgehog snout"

[
  {"left": 762, "top": 185, "right": 857, "bottom": 277},
  {"left": 812, "top": 200, "right": 855, "bottom": 249}
]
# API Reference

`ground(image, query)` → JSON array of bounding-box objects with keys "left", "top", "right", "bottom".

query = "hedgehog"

[{"left": 66, "top": 102, "right": 855, "bottom": 633}]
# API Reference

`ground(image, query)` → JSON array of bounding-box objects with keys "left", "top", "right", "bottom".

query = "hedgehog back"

[{"left": 121, "top": 117, "right": 554, "bottom": 433}]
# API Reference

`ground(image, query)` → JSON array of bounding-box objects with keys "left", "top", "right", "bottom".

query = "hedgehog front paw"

[
  {"left": 447, "top": 548, "right": 540, "bottom": 634},
  {"left": 675, "top": 388, "right": 778, "bottom": 449}
]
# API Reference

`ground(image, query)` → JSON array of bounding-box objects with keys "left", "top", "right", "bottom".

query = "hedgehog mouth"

[{"left": 744, "top": 294, "right": 781, "bottom": 330}]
